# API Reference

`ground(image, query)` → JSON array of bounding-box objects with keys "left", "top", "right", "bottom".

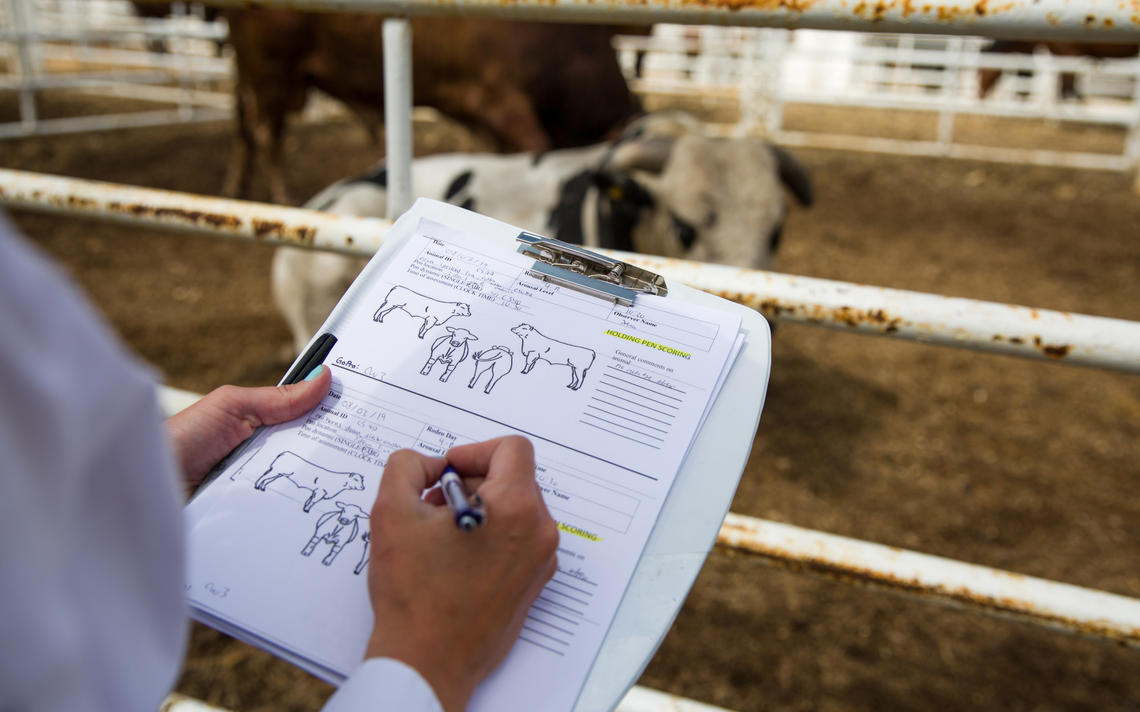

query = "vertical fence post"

[
  {"left": 11, "top": 0, "right": 38, "bottom": 132},
  {"left": 1127, "top": 59, "right": 1140, "bottom": 194},
  {"left": 382, "top": 16, "right": 413, "bottom": 218},
  {"left": 935, "top": 37, "right": 962, "bottom": 152}
]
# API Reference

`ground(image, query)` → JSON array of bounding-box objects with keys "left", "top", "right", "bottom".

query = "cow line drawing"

[
  {"left": 468, "top": 346, "right": 514, "bottom": 394},
  {"left": 511, "top": 323, "right": 596, "bottom": 390},
  {"left": 254, "top": 451, "right": 366, "bottom": 513},
  {"left": 373, "top": 285, "right": 472, "bottom": 338},
  {"left": 301, "top": 501, "right": 370, "bottom": 566},
  {"left": 421, "top": 327, "right": 479, "bottom": 382}
]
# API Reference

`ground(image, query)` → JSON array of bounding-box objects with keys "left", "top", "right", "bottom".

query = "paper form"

[{"left": 184, "top": 217, "right": 742, "bottom": 710}]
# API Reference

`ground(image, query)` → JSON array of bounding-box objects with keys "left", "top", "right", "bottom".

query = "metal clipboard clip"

[{"left": 516, "top": 232, "right": 668, "bottom": 307}]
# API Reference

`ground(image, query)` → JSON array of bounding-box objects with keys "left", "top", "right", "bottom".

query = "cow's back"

[{"left": 225, "top": 12, "right": 640, "bottom": 150}]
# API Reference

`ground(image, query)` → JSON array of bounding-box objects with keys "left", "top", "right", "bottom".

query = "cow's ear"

[
  {"left": 604, "top": 136, "right": 676, "bottom": 176},
  {"left": 335, "top": 501, "right": 346, "bottom": 508},
  {"left": 446, "top": 326, "right": 456, "bottom": 333}
]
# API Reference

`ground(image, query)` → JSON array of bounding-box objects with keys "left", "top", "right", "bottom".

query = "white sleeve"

[
  {"left": 322, "top": 659, "right": 443, "bottom": 712},
  {"left": 0, "top": 216, "right": 187, "bottom": 712}
]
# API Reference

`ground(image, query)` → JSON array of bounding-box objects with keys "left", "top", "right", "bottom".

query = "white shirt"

[{"left": 0, "top": 218, "right": 440, "bottom": 712}]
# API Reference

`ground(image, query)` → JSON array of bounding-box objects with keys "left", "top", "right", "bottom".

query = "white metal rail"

[
  {"left": 136, "top": 0, "right": 1140, "bottom": 42},
  {"left": 616, "top": 29, "right": 1140, "bottom": 177},
  {"left": 3, "top": 168, "right": 1139, "bottom": 374},
  {"left": 5, "top": 0, "right": 1140, "bottom": 708},
  {"left": 1, "top": 0, "right": 230, "bottom": 137}
]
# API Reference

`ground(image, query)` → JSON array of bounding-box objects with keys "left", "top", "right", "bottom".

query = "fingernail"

[{"left": 303, "top": 364, "right": 325, "bottom": 382}]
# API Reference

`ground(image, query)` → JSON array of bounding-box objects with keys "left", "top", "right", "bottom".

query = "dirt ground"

[{"left": 3, "top": 91, "right": 1140, "bottom": 712}]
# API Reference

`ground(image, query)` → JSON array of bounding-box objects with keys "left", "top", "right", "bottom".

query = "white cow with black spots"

[{"left": 272, "top": 112, "right": 814, "bottom": 354}]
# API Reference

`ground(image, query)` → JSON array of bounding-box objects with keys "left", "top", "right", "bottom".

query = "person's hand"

[
  {"left": 164, "top": 365, "right": 332, "bottom": 494},
  {"left": 365, "top": 436, "right": 559, "bottom": 712}
]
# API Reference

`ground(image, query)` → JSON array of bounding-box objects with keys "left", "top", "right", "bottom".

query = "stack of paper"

[{"left": 184, "top": 202, "right": 744, "bottom": 711}]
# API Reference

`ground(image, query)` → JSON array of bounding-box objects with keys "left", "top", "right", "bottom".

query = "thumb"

[
  {"left": 252, "top": 365, "right": 332, "bottom": 426},
  {"left": 165, "top": 365, "right": 332, "bottom": 493}
]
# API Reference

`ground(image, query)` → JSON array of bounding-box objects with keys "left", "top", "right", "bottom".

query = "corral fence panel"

[
  {"left": 2, "top": 0, "right": 1140, "bottom": 710},
  {"left": 615, "top": 27, "right": 1140, "bottom": 178},
  {"left": 0, "top": 0, "right": 229, "bottom": 137}
]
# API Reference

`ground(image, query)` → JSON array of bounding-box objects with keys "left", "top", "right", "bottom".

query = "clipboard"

[{"left": 278, "top": 199, "right": 772, "bottom": 710}]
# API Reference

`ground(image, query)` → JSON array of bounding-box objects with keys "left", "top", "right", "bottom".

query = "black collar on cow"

[{"left": 547, "top": 169, "right": 654, "bottom": 253}]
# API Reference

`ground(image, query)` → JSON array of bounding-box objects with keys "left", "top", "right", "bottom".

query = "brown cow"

[
  {"left": 978, "top": 40, "right": 1139, "bottom": 100},
  {"left": 221, "top": 9, "right": 645, "bottom": 204}
]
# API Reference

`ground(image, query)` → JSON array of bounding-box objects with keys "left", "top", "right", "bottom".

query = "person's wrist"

[{"left": 365, "top": 631, "right": 475, "bottom": 712}]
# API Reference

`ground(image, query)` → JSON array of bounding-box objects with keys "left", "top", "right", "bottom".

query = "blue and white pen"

[{"left": 439, "top": 465, "right": 486, "bottom": 532}]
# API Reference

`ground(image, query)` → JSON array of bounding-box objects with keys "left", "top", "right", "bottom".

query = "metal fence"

[
  {"left": 0, "top": 0, "right": 230, "bottom": 137},
  {"left": 616, "top": 27, "right": 1140, "bottom": 179},
  {"left": 2, "top": 0, "right": 1140, "bottom": 709}
]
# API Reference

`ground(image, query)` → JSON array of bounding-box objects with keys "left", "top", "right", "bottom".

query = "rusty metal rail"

[
  {"left": 615, "top": 250, "right": 1140, "bottom": 373},
  {"left": 157, "top": 0, "right": 1140, "bottom": 43},
  {"left": 0, "top": 168, "right": 390, "bottom": 254},
  {"left": 717, "top": 513, "right": 1140, "bottom": 648},
  {"left": 3, "top": 168, "right": 1139, "bottom": 374}
]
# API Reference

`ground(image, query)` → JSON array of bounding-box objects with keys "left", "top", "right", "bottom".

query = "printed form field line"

[
  {"left": 586, "top": 397, "right": 673, "bottom": 426},
  {"left": 333, "top": 364, "right": 659, "bottom": 482}
]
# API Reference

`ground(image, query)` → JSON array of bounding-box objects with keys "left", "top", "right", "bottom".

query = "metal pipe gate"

[{"left": 5, "top": 0, "right": 1140, "bottom": 708}]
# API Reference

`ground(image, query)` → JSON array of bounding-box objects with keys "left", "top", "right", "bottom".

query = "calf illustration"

[
  {"left": 354, "top": 531, "right": 371, "bottom": 575},
  {"left": 468, "top": 346, "right": 513, "bottom": 394},
  {"left": 511, "top": 323, "right": 596, "bottom": 390},
  {"left": 302, "top": 501, "right": 369, "bottom": 566},
  {"left": 254, "top": 451, "right": 365, "bottom": 513},
  {"left": 373, "top": 285, "right": 471, "bottom": 338},
  {"left": 421, "top": 327, "right": 478, "bottom": 382}
]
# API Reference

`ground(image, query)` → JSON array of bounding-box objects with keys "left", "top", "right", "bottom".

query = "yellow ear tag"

[{"left": 608, "top": 186, "right": 623, "bottom": 201}]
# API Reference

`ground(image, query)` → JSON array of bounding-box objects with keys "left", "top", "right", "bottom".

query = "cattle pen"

[{"left": 1, "top": 0, "right": 1139, "bottom": 710}]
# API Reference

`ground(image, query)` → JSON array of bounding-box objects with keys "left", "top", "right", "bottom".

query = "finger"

[
  {"left": 378, "top": 449, "right": 447, "bottom": 513},
  {"left": 421, "top": 476, "right": 486, "bottom": 506},
  {"left": 257, "top": 367, "right": 332, "bottom": 425},
  {"left": 209, "top": 367, "right": 331, "bottom": 432}
]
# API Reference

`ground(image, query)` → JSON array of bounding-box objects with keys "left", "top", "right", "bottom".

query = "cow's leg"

[
  {"left": 373, "top": 301, "right": 394, "bottom": 322},
  {"left": 521, "top": 353, "right": 539, "bottom": 374},
  {"left": 574, "top": 364, "right": 592, "bottom": 390},
  {"left": 255, "top": 466, "right": 286, "bottom": 491},
  {"left": 258, "top": 116, "right": 291, "bottom": 205},
  {"left": 418, "top": 317, "right": 438, "bottom": 339},
  {"left": 977, "top": 67, "right": 1002, "bottom": 99},
  {"left": 322, "top": 543, "right": 343, "bottom": 566},
  {"left": 470, "top": 361, "right": 491, "bottom": 389},
  {"left": 420, "top": 358, "right": 436, "bottom": 376},
  {"left": 1060, "top": 71, "right": 1081, "bottom": 100},
  {"left": 222, "top": 87, "right": 257, "bottom": 199},
  {"left": 302, "top": 488, "right": 327, "bottom": 513},
  {"left": 301, "top": 536, "right": 321, "bottom": 557},
  {"left": 354, "top": 538, "right": 370, "bottom": 575},
  {"left": 566, "top": 365, "right": 580, "bottom": 390},
  {"left": 440, "top": 363, "right": 456, "bottom": 382},
  {"left": 487, "top": 367, "right": 509, "bottom": 394}
]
